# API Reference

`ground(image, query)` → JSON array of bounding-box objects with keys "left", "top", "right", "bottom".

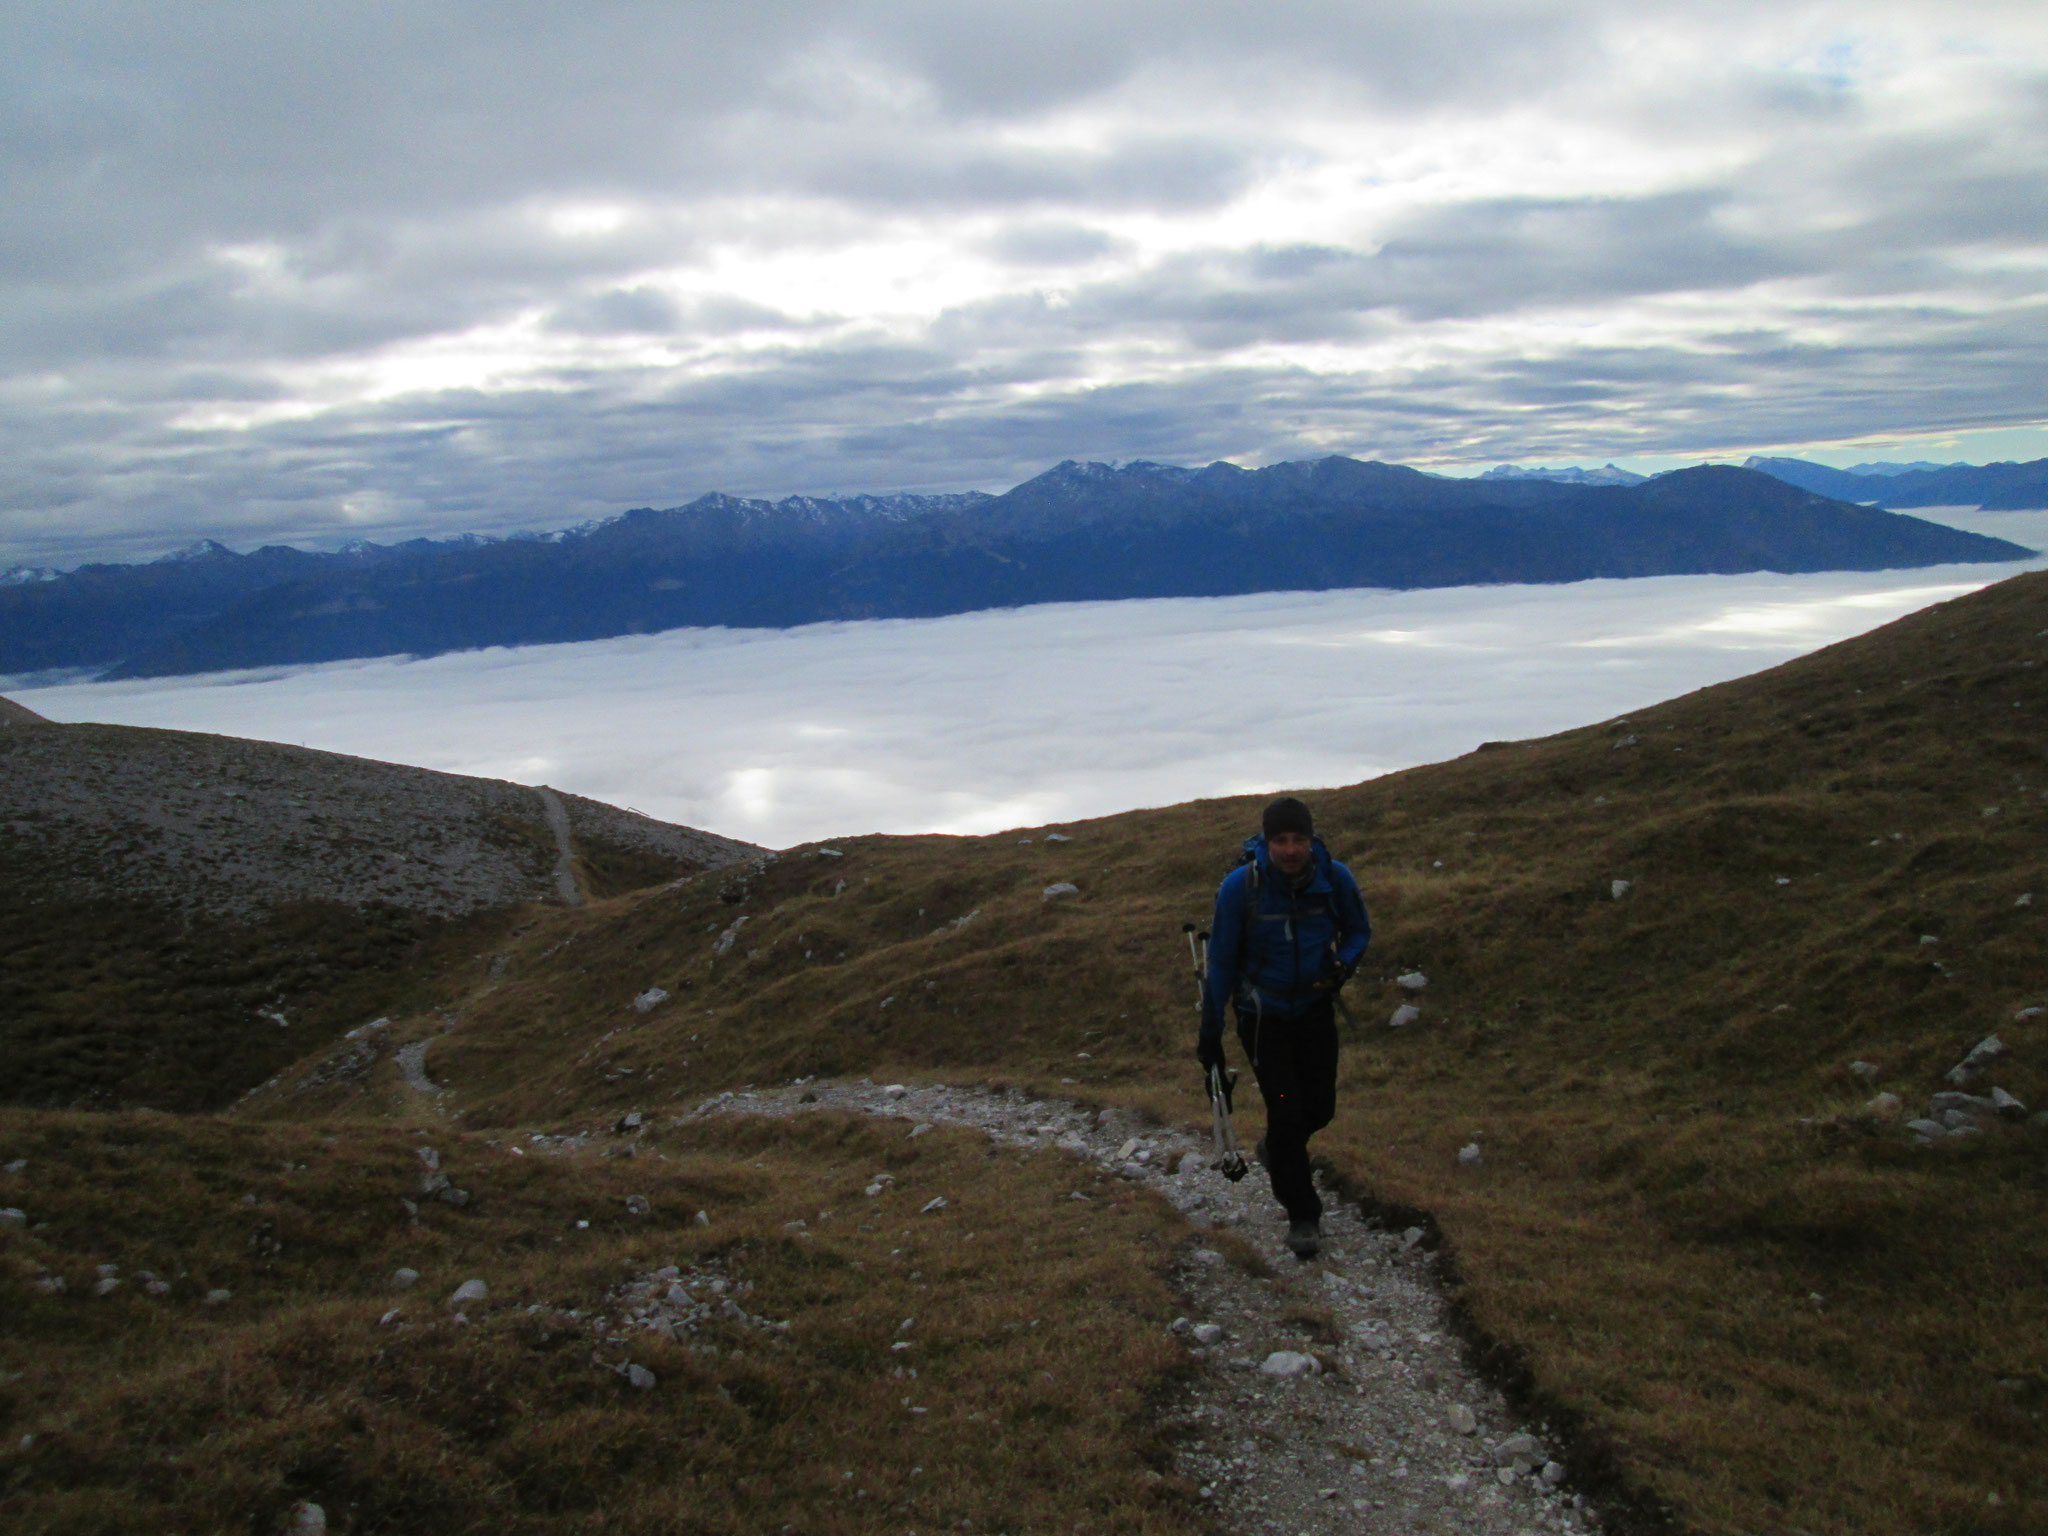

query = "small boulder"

[
  {"left": 1259, "top": 1350, "right": 1320, "bottom": 1377},
  {"left": 1862, "top": 1093, "right": 1903, "bottom": 1121},
  {"left": 626, "top": 1363, "right": 656, "bottom": 1390},
  {"left": 1493, "top": 1432, "right": 1546, "bottom": 1471},
  {"left": 1906, "top": 1118, "right": 1947, "bottom": 1140},
  {"left": 1541, "top": 1461, "right": 1567, "bottom": 1487},
  {"left": 392, "top": 1267, "right": 420, "bottom": 1290},
  {"left": 1610, "top": 879, "right": 1631, "bottom": 899},
  {"left": 1457, "top": 1143, "right": 1483, "bottom": 1167},
  {"left": 1042, "top": 882, "right": 1081, "bottom": 900},
  {"left": 1447, "top": 1404, "right": 1478, "bottom": 1435},
  {"left": 1931, "top": 1091, "right": 1995, "bottom": 1115},
  {"left": 1389, "top": 1004, "right": 1422, "bottom": 1028},
  {"left": 1947, "top": 1035, "right": 2008, "bottom": 1086},
  {"left": 448, "top": 1278, "right": 489, "bottom": 1311},
  {"left": 203, "top": 1288, "right": 232, "bottom": 1305},
  {"left": 0, "top": 1208, "right": 24, "bottom": 1227},
  {"left": 1397, "top": 971, "right": 1428, "bottom": 991},
  {"left": 883, "top": 1084, "right": 909, "bottom": 1099},
  {"left": 625, "top": 1195, "right": 651, "bottom": 1216},
  {"left": 693, "top": 1210, "right": 710, "bottom": 1226},
  {"left": 1848, "top": 1060, "right": 1881, "bottom": 1080},
  {"left": 920, "top": 1196, "right": 948, "bottom": 1214},
  {"left": 631, "top": 988, "right": 670, "bottom": 1013},
  {"left": 1192, "top": 1322, "right": 1224, "bottom": 1346},
  {"left": 1991, "top": 1087, "right": 2028, "bottom": 1120},
  {"left": 290, "top": 1502, "right": 328, "bottom": 1536}
]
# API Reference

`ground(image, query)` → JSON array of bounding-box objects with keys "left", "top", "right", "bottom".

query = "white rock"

[
  {"left": 1260, "top": 1350, "right": 1320, "bottom": 1377},
  {"left": 2016, "top": 1007, "right": 2043, "bottom": 1021},
  {"left": 1042, "top": 882, "right": 1081, "bottom": 900},
  {"left": 0, "top": 1208, "right": 24, "bottom": 1227},
  {"left": 93, "top": 1276, "right": 121, "bottom": 1296},
  {"left": 203, "top": 1288, "right": 231, "bottom": 1305},
  {"left": 392, "top": 1267, "right": 420, "bottom": 1289},
  {"left": 631, "top": 988, "right": 670, "bottom": 1013},
  {"left": 1389, "top": 1004, "right": 1421, "bottom": 1028},
  {"left": 2016, "top": 893, "right": 2033, "bottom": 907},
  {"left": 898, "top": 1316, "right": 916, "bottom": 1334},
  {"left": 1044, "top": 833, "right": 1072, "bottom": 842},
  {"left": 1541, "top": 1460, "right": 1567, "bottom": 1486},
  {"left": 1610, "top": 879, "right": 1631, "bottom": 899},
  {"left": 1457, "top": 1143, "right": 1483, "bottom": 1166},
  {"left": 908, "top": 1123, "right": 932, "bottom": 1139},
  {"left": 694, "top": 1209, "right": 711, "bottom": 1226},
  {"left": 290, "top": 1502, "right": 328, "bottom": 1536},
  {"left": 3, "top": 1159, "right": 24, "bottom": 1174},
  {"left": 1906, "top": 1118, "right": 1947, "bottom": 1139},
  {"left": 379, "top": 1308, "right": 402, "bottom": 1326},
  {"left": 1116, "top": 1138, "right": 1141, "bottom": 1160},
  {"left": 1397, "top": 971, "right": 1428, "bottom": 991},
  {"left": 1862, "top": 1093, "right": 1903, "bottom": 1121},
  {"left": 1991, "top": 1087, "right": 2029, "bottom": 1119},
  {"left": 626, "top": 1363, "right": 657, "bottom": 1390},
  {"left": 864, "top": 1182, "right": 886, "bottom": 1197},
  {"left": 449, "top": 1278, "right": 489, "bottom": 1310},
  {"left": 1192, "top": 1323, "right": 1224, "bottom": 1345},
  {"left": 920, "top": 1196, "right": 948, "bottom": 1214},
  {"left": 1848, "top": 1060, "right": 1880, "bottom": 1079},
  {"left": 883, "top": 1084, "right": 909, "bottom": 1099},
  {"left": 1493, "top": 1432, "right": 1546, "bottom": 1467},
  {"left": 1447, "top": 1404, "right": 1478, "bottom": 1435}
]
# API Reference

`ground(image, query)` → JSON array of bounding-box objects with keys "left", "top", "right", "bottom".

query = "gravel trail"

[
  {"left": 536, "top": 785, "right": 585, "bottom": 907},
  {"left": 695, "top": 1078, "right": 1603, "bottom": 1536}
]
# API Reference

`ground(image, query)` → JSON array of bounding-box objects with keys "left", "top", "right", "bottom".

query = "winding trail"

[
  {"left": 535, "top": 786, "right": 585, "bottom": 907},
  {"left": 696, "top": 1078, "right": 1605, "bottom": 1536}
]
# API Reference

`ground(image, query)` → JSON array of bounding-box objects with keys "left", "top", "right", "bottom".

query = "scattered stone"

[
  {"left": 783, "top": 1219, "right": 808, "bottom": 1234},
  {"left": 379, "top": 1308, "right": 402, "bottom": 1325},
  {"left": 1448, "top": 1404, "right": 1478, "bottom": 1435},
  {"left": 437, "top": 1185, "right": 470, "bottom": 1207},
  {"left": 290, "top": 1501, "right": 328, "bottom": 1536},
  {"left": 1947, "top": 1035, "right": 2009, "bottom": 1085},
  {"left": 908, "top": 1123, "right": 932, "bottom": 1139},
  {"left": 619, "top": 1111, "right": 645, "bottom": 1130},
  {"left": 1906, "top": 1118, "right": 1947, "bottom": 1140},
  {"left": 203, "top": 1288, "right": 231, "bottom": 1305},
  {"left": 1457, "top": 1143, "right": 1483, "bottom": 1166},
  {"left": 2016, "top": 1007, "right": 2044, "bottom": 1022},
  {"left": 1044, "top": 833, "right": 1072, "bottom": 842},
  {"left": 920, "top": 1196, "right": 948, "bottom": 1214},
  {"left": 883, "top": 1084, "right": 909, "bottom": 1099},
  {"left": 626, "top": 1363, "right": 657, "bottom": 1390},
  {"left": 0, "top": 1208, "right": 24, "bottom": 1227},
  {"left": 1862, "top": 1093, "right": 1903, "bottom": 1121},
  {"left": 143, "top": 1278, "right": 171, "bottom": 1296},
  {"left": 3, "top": 1159, "right": 25, "bottom": 1174},
  {"left": 2016, "top": 894, "right": 2033, "bottom": 907},
  {"left": 1612, "top": 735, "right": 1638, "bottom": 749},
  {"left": 392, "top": 1267, "right": 420, "bottom": 1290},
  {"left": 449, "top": 1278, "right": 489, "bottom": 1311},
  {"left": 93, "top": 1276, "right": 122, "bottom": 1297},
  {"left": 1610, "top": 879, "right": 1631, "bottom": 899},
  {"left": 1848, "top": 1060, "right": 1881, "bottom": 1080},
  {"left": 1493, "top": 1432, "right": 1546, "bottom": 1470},
  {"left": 1932, "top": 1091, "right": 1995, "bottom": 1115},
  {"left": 1192, "top": 1323, "right": 1224, "bottom": 1346},
  {"left": 1042, "top": 882, "right": 1081, "bottom": 900},
  {"left": 625, "top": 1195, "right": 651, "bottom": 1216},
  {"left": 1117, "top": 1138, "right": 1142, "bottom": 1161},
  {"left": 1401, "top": 1226, "right": 1426, "bottom": 1250},
  {"left": 1918, "top": 933, "right": 1937, "bottom": 944},
  {"left": 1260, "top": 1350, "right": 1320, "bottom": 1377},
  {"left": 693, "top": 1210, "right": 710, "bottom": 1226},
  {"left": 1541, "top": 1461, "right": 1567, "bottom": 1487},
  {"left": 631, "top": 988, "right": 670, "bottom": 1013},
  {"left": 1389, "top": 1004, "right": 1422, "bottom": 1028},
  {"left": 713, "top": 915, "right": 750, "bottom": 954},
  {"left": 1397, "top": 971, "right": 1428, "bottom": 991},
  {"left": 1991, "top": 1087, "right": 2028, "bottom": 1120}
]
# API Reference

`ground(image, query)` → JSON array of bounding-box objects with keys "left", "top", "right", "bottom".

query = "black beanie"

[{"left": 1261, "top": 795, "right": 1314, "bottom": 840}]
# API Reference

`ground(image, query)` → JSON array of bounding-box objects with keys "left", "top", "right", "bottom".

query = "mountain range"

[
  {"left": 0, "top": 456, "right": 2033, "bottom": 681},
  {"left": 1743, "top": 454, "right": 2048, "bottom": 509}
]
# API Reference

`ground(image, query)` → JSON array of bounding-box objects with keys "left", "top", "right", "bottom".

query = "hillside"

[
  {"left": 234, "top": 569, "right": 2048, "bottom": 1534},
  {"left": 1747, "top": 455, "right": 2048, "bottom": 511},
  {"left": 0, "top": 717, "right": 754, "bottom": 1110},
  {"left": 3, "top": 576, "right": 2045, "bottom": 1535},
  {"left": 2, "top": 459, "right": 2027, "bottom": 680}
]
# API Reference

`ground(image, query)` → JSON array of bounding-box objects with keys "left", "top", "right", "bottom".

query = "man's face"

[{"left": 1268, "top": 830, "right": 1313, "bottom": 875}]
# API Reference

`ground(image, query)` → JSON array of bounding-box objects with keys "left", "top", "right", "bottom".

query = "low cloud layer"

[
  {"left": 25, "top": 515, "right": 2048, "bottom": 847},
  {"left": 4, "top": 3, "right": 2046, "bottom": 566}
]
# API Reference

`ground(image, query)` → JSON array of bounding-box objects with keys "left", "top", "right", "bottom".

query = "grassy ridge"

[
  {"left": 0, "top": 1109, "right": 1201, "bottom": 1535},
  {"left": 252, "top": 571, "right": 2048, "bottom": 1533}
]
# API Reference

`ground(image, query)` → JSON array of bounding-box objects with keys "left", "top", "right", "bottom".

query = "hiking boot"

[{"left": 1285, "top": 1218, "right": 1322, "bottom": 1259}]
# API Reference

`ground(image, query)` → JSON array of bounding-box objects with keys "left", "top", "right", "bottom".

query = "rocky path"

[
  {"left": 697, "top": 1079, "right": 1602, "bottom": 1536},
  {"left": 535, "top": 786, "right": 585, "bottom": 907}
]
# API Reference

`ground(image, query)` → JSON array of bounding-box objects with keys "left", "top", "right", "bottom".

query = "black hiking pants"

[{"left": 1235, "top": 998, "right": 1338, "bottom": 1224}]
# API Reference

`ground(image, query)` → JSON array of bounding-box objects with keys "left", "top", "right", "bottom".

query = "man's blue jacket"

[{"left": 1201, "top": 833, "right": 1370, "bottom": 1041}]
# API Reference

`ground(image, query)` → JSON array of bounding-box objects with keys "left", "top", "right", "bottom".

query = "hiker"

[{"left": 1197, "top": 796, "right": 1370, "bottom": 1258}]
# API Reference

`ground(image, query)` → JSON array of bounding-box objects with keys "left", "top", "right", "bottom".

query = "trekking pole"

[{"left": 1185, "top": 924, "right": 1247, "bottom": 1181}]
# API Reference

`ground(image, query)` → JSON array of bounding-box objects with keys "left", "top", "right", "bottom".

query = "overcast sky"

[{"left": 5, "top": 2, "right": 2046, "bottom": 567}]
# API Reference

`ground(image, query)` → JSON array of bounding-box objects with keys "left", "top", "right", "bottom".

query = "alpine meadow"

[{"left": 4, "top": 569, "right": 2044, "bottom": 1536}]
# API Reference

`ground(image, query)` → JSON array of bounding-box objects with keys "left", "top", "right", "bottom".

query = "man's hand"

[
  {"left": 1197, "top": 1034, "right": 1226, "bottom": 1074},
  {"left": 1311, "top": 959, "right": 1357, "bottom": 995}
]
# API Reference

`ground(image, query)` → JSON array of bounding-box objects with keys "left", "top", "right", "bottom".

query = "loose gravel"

[{"left": 695, "top": 1077, "right": 1604, "bottom": 1536}]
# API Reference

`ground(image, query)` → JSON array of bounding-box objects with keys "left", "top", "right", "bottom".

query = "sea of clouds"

[{"left": 22, "top": 509, "right": 2047, "bottom": 849}]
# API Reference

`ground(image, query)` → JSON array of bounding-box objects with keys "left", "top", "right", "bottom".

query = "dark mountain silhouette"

[
  {"left": 1745, "top": 455, "right": 2048, "bottom": 510},
  {"left": 0, "top": 458, "right": 2030, "bottom": 681}
]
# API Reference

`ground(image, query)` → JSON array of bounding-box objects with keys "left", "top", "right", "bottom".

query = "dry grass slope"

[
  {"left": 253, "top": 571, "right": 2047, "bottom": 1535},
  {"left": 6, "top": 572, "right": 2046, "bottom": 1535}
]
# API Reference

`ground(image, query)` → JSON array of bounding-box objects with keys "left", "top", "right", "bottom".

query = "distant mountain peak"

[{"left": 155, "top": 539, "right": 236, "bottom": 563}]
